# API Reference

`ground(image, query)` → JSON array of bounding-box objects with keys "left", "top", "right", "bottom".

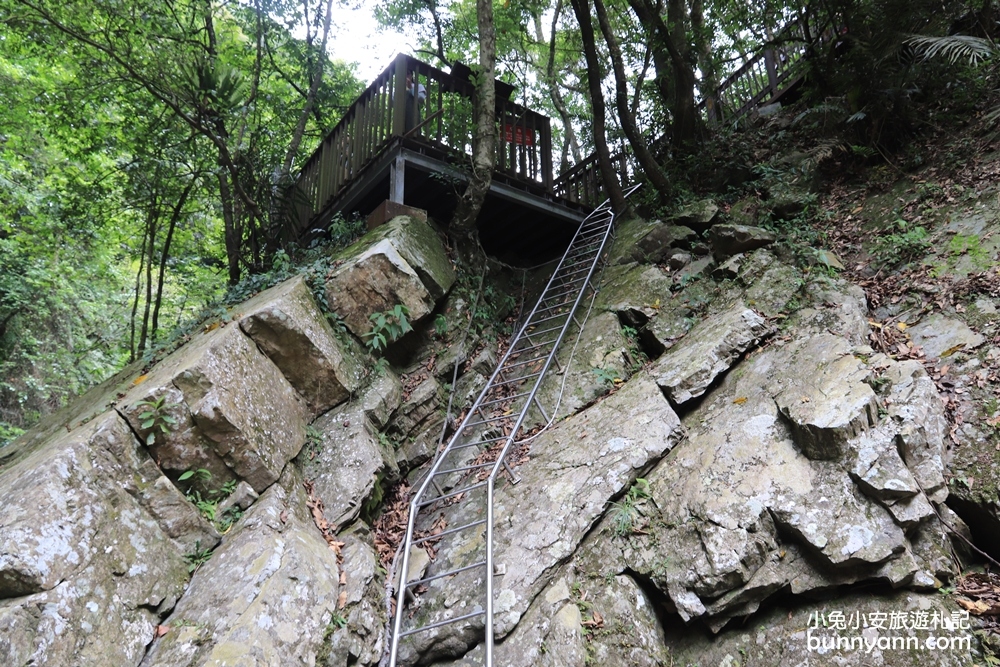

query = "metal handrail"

[{"left": 387, "top": 184, "right": 639, "bottom": 667}]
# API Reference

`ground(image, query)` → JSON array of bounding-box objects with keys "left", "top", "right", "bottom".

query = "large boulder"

[
  {"left": 654, "top": 302, "right": 771, "bottom": 405},
  {"left": 141, "top": 469, "right": 353, "bottom": 667},
  {"left": 393, "top": 375, "right": 684, "bottom": 665},
  {"left": 0, "top": 411, "right": 197, "bottom": 666},
  {"left": 118, "top": 324, "right": 309, "bottom": 493},
  {"left": 708, "top": 223, "right": 777, "bottom": 259},
  {"left": 325, "top": 216, "right": 456, "bottom": 338},
  {"left": 239, "top": 275, "right": 365, "bottom": 416}
]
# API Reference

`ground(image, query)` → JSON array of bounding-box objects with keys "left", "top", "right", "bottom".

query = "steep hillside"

[{"left": 3, "top": 123, "right": 1000, "bottom": 665}]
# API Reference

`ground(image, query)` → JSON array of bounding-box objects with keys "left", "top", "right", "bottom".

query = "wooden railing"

[
  {"left": 287, "top": 54, "right": 554, "bottom": 239},
  {"left": 553, "top": 10, "right": 838, "bottom": 208}
]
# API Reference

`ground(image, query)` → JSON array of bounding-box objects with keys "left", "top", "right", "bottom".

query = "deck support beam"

[{"left": 390, "top": 154, "right": 406, "bottom": 204}]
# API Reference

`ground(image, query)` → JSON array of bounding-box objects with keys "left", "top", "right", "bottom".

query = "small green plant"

[
  {"left": 592, "top": 367, "right": 619, "bottom": 387},
  {"left": 607, "top": 478, "right": 652, "bottom": 537},
  {"left": 135, "top": 396, "right": 180, "bottom": 445},
  {"left": 871, "top": 218, "right": 930, "bottom": 266},
  {"left": 178, "top": 468, "right": 212, "bottom": 483},
  {"left": 984, "top": 395, "right": 1000, "bottom": 419},
  {"left": 184, "top": 541, "right": 214, "bottom": 573},
  {"left": 433, "top": 313, "right": 448, "bottom": 336},
  {"left": 364, "top": 304, "right": 412, "bottom": 353},
  {"left": 948, "top": 233, "right": 992, "bottom": 270}
]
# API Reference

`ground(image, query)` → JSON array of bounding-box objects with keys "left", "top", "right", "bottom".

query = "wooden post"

[
  {"left": 392, "top": 54, "right": 408, "bottom": 137},
  {"left": 390, "top": 153, "right": 405, "bottom": 204},
  {"left": 764, "top": 26, "right": 778, "bottom": 98}
]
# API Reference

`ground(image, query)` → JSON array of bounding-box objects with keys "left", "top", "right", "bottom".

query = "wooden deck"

[{"left": 284, "top": 54, "right": 586, "bottom": 263}]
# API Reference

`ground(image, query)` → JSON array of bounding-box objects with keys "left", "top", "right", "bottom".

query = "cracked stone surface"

[
  {"left": 141, "top": 468, "right": 344, "bottom": 667},
  {"left": 393, "top": 375, "right": 683, "bottom": 665},
  {"left": 239, "top": 275, "right": 365, "bottom": 416},
  {"left": 654, "top": 302, "right": 771, "bottom": 404},
  {"left": 666, "top": 588, "right": 980, "bottom": 667},
  {"left": 773, "top": 334, "right": 879, "bottom": 460},
  {"left": 299, "top": 376, "right": 402, "bottom": 526},
  {"left": 118, "top": 324, "right": 309, "bottom": 493},
  {"left": 0, "top": 411, "right": 193, "bottom": 666}
]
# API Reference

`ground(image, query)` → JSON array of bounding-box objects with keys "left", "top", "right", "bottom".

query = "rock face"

[
  {"left": 0, "top": 412, "right": 198, "bottom": 666},
  {"left": 666, "top": 589, "right": 978, "bottom": 667},
  {"left": 654, "top": 302, "right": 771, "bottom": 405},
  {"left": 299, "top": 372, "right": 402, "bottom": 526},
  {"left": 119, "top": 323, "right": 309, "bottom": 493},
  {"left": 325, "top": 216, "right": 455, "bottom": 338},
  {"left": 393, "top": 375, "right": 684, "bottom": 664},
  {"left": 773, "top": 334, "right": 879, "bottom": 460},
  {"left": 3, "top": 202, "right": 992, "bottom": 667},
  {"left": 141, "top": 469, "right": 352, "bottom": 667},
  {"left": 240, "top": 275, "right": 365, "bottom": 416}
]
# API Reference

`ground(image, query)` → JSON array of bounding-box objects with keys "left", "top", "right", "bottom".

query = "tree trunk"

[
  {"left": 449, "top": 0, "right": 497, "bottom": 248},
  {"left": 151, "top": 179, "right": 195, "bottom": 342},
  {"left": 593, "top": 0, "right": 673, "bottom": 199},
  {"left": 570, "top": 0, "right": 626, "bottom": 212},
  {"left": 219, "top": 170, "right": 241, "bottom": 285},
  {"left": 667, "top": 0, "right": 699, "bottom": 150},
  {"left": 690, "top": 0, "right": 719, "bottom": 124},
  {"left": 626, "top": 0, "right": 700, "bottom": 149},
  {"left": 279, "top": 0, "right": 335, "bottom": 181},
  {"left": 534, "top": 4, "right": 583, "bottom": 164}
]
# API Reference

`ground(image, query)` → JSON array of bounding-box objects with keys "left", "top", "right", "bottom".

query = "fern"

[{"left": 907, "top": 34, "right": 995, "bottom": 66}]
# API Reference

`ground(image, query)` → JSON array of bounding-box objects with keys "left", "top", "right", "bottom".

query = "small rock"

[
  {"left": 216, "top": 481, "right": 258, "bottom": 515},
  {"left": 708, "top": 224, "right": 777, "bottom": 259},
  {"left": 757, "top": 102, "right": 782, "bottom": 117},
  {"left": 672, "top": 200, "right": 719, "bottom": 231},
  {"left": 815, "top": 248, "right": 845, "bottom": 270},
  {"left": 975, "top": 297, "right": 997, "bottom": 314},
  {"left": 668, "top": 251, "right": 693, "bottom": 270},
  {"left": 712, "top": 254, "right": 745, "bottom": 280},
  {"left": 908, "top": 313, "right": 985, "bottom": 360},
  {"left": 631, "top": 225, "right": 698, "bottom": 264}
]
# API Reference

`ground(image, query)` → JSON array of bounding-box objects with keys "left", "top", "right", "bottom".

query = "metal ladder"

[{"left": 388, "top": 186, "right": 638, "bottom": 666}]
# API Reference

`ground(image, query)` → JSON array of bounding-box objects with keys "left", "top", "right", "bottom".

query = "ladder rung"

[
  {"left": 523, "top": 322, "right": 565, "bottom": 338},
  {"left": 405, "top": 560, "right": 487, "bottom": 590},
  {"left": 499, "top": 354, "right": 549, "bottom": 374},
  {"left": 449, "top": 434, "right": 507, "bottom": 451},
  {"left": 397, "top": 609, "right": 486, "bottom": 638},
  {"left": 413, "top": 518, "right": 488, "bottom": 546},
  {"left": 563, "top": 247, "right": 601, "bottom": 263},
  {"left": 478, "top": 390, "right": 531, "bottom": 409},
  {"left": 464, "top": 413, "right": 510, "bottom": 430},
  {"left": 432, "top": 460, "right": 495, "bottom": 477},
  {"left": 491, "top": 371, "right": 543, "bottom": 388},
  {"left": 525, "top": 311, "right": 572, "bottom": 328},
  {"left": 418, "top": 480, "right": 488, "bottom": 507}
]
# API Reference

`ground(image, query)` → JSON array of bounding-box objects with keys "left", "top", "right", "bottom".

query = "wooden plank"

[{"left": 392, "top": 54, "right": 408, "bottom": 137}]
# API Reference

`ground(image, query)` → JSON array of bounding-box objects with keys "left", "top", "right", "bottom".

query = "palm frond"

[{"left": 906, "top": 34, "right": 996, "bottom": 66}]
